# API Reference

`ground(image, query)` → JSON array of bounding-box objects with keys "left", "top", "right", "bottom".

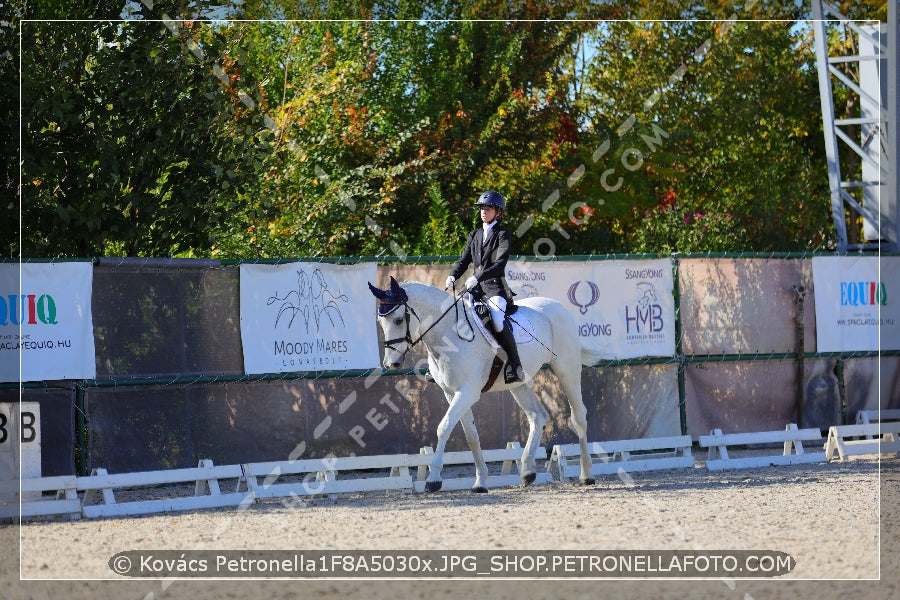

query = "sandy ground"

[{"left": 1, "top": 455, "right": 898, "bottom": 600}]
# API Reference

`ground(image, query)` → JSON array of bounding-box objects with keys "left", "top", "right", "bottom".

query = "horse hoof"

[
  {"left": 471, "top": 486, "right": 488, "bottom": 494},
  {"left": 424, "top": 480, "right": 443, "bottom": 493},
  {"left": 522, "top": 472, "right": 537, "bottom": 487},
  {"left": 581, "top": 477, "right": 596, "bottom": 486}
]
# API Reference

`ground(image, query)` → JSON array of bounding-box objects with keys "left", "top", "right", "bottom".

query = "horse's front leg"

[
  {"left": 458, "top": 408, "right": 489, "bottom": 493},
  {"left": 424, "top": 387, "right": 481, "bottom": 493}
]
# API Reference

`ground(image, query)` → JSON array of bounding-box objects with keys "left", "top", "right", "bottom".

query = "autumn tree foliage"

[{"left": 7, "top": 1, "right": 885, "bottom": 258}]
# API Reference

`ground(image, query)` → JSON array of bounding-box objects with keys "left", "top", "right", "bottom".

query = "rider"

[{"left": 445, "top": 190, "right": 524, "bottom": 384}]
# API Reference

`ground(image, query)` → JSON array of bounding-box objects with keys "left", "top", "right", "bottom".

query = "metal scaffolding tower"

[{"left": 812, "top": 1, "right": 899, "bottom": 252}]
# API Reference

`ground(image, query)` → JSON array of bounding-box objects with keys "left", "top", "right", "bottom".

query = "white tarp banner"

[
  {"left": 240, "top": 262, "right": 381, "bottom": 374},
  {"left": 812, "top": 256, "right": 900, "bottom": 352},
  {"left": 0, "top": 262, "right": 96, "bottom": 382},
  {"left": 506, "top": 258, "right": 676, "bottom": 360}
]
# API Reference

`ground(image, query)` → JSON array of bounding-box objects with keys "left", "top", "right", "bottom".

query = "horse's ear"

[
  {"left": 389, "top": 277, "right": 408, "bottom": 302},
  {"left": 368, "top": 281, "right": 388, "bottom": 300}
]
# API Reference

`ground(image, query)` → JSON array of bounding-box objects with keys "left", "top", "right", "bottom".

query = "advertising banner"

[
  {"left": 506, "top": 259, "right": 676, "bottom": 360},
  {"left": 0, "top": 262, "right": 96, "bottom": 382},
  {"left": 812, "top": 256, "right": 900, "bottom": 352},
  {"left": 240, "top": 262, "right": 380, "bottom": 374}
]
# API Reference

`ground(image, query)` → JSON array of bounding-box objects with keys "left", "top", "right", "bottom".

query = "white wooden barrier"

[
  {"left": 699, "top": 424, "right": 825, "bottom": 471},
  {"left": 0, "top": 475, "right": 81, "bottom": 519},
  {"left": 855, "top": 409, "right": 900, "bottom": 440},
  {"left": 824, "top": 420, "right": 900, "bottom": 462},
  {"left": 1, "top": 443, "right": 547, "bottom": 520},
  {"left": 856, "top": 409, "right": 900, "bottom": 424},
  {"left": 548, "top": 435, "right": 694, "bottom": 481},
  {"left": 241, "top": 453, "right": 415, "bottom": 499},
  {"left": 80, "top": 461, "right": 247, "bottom": 519},
  {"left": 0, "top": 459, "right": 247, "bottom": 520},
  {"left": 0, "top": 459, "right": 245, "bottom": 520}
]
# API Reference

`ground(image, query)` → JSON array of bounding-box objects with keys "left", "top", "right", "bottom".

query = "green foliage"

[
  {"left": 8, "top": 1, "right": 887, "bottom": 259},
  {"left": 630, "top": 204, "right": 747, "bottom": 254},
  {"left": 19, "top": 18, "right": 269, "bottom": 256},
  {"left": 568, "top": 15, "right": 833, "bottom": 254},
  {"left": 413, "top": 183, "right": 466, "bottom": 256},
  {"left": 207, "top": 14, "right": 595, "bottom": 258}
]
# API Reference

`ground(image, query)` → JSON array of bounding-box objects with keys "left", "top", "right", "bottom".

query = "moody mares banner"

[
  {"left": 239, "top": 262, "right": 381, "bottom": 374},
  {"left": 506, "top": 258, "right": 676, "bottom": 360},
  {"left": 812, "top": 256, "right": 900, "bottom": 352},
  {"left": 0, "top": 262, "right": 96, "bottom": 382}
]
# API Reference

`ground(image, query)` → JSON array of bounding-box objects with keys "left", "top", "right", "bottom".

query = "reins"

[
  {"left": 383, "top": 287, "right": 475, "bottom": 362},
  {"left": 383, "top": 284, "right": 558, "bottom": 364},
  {"left": 507, "top": 314, "right": 559, "bottom": 360}
]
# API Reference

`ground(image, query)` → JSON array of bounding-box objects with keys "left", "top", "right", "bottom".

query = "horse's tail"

[{"left": 580, "top": 346, "right": 607, "bottom": 367}]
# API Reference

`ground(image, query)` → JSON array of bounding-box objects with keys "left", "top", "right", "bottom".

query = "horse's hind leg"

[
  {"left": 550, "top": 362, "right": 596, "bottom": 485},
  {"left": 509, "top": 384, "right": 548, "bottom": 486}
]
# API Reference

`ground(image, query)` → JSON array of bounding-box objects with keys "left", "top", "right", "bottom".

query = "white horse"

[{"left": 368, "top": 277, "right": 596, "bottom": 492}]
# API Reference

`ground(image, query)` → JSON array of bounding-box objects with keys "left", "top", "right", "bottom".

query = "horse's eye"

[{"left": 394, "top": 316, "right": 403, "bottom": 326}]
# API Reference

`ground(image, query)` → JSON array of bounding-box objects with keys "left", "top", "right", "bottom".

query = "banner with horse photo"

[
  {"left": 239, "top": 262, "right": 381, "bottom": 374},
  {"left": 0, "top": 262, "right": 96, "bottom": 383},
  {"left": 505, "top": 258, "right": 676, "bottom": 360}
]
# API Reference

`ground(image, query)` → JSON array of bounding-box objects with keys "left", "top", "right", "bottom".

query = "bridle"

[
  {"left": 380, "top": 289, "right": 475, "bottom": 364},
  {"left": 381, "top": 302, "right": 419, "bottom": 360}
]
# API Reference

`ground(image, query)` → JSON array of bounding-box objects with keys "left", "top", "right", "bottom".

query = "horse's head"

[{"left": 367, "top": 276, "right": 413, "bottom": 369}]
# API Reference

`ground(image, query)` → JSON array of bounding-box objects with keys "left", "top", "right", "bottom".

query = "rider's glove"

[
  {"left": 445, "top": 275, "right": 456, "bottom": 289},
  {"left": 465, "top": 276, "right": 479, "bottom": 291}
]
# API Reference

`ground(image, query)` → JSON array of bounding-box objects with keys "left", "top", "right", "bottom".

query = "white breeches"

[{"left": 485, "top": 295, "right": 507, "bottom": 332}]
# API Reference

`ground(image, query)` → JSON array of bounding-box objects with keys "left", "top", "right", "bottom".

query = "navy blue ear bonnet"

[{"left": 367, "top": 276, "right": 408, "bottom": 316}]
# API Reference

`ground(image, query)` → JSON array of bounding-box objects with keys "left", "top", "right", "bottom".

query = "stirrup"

[{"left": 504, "top": 362, "right": 523, "bottom": 384}]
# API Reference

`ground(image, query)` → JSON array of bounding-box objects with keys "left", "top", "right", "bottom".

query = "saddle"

[
  {"left": 472, "top": 299, "right": 518, "bottom": 336},
  {"left": 472, "top": 299, "right": 523, "bottom": 389}
]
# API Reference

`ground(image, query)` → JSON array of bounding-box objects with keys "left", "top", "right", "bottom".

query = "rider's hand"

[
  {"left": 445, "top": 275, "right": 456, "bottom": 289},
  {"left": 465, "top": 276, "right": 479, "bottom": 291}
]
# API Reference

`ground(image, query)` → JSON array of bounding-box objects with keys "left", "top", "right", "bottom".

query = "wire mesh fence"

[{"left": 5, "top": 253, "right": 898, "bottom": 476}]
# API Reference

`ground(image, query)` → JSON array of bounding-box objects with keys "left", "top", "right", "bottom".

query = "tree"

[
  {"left": 10, "top": 1, "right": 887, "bottom": 258},
  {"left": 19, "top": 16, "right": 269, "bottom": 256},
  {"left": 206, "top": 6, "right": 600, "bottom": 258},
  {"left": 565, "top": 8, "right": 834, "bottom": 254}
]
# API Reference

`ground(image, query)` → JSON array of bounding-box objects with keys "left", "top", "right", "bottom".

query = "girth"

[{"left": 482, "top": 356, "right": 505, "bottom": 392}]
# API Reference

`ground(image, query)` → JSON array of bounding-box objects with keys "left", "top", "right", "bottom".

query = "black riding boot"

[{"left": 494, "top": 320, "right": 524, "bottom": 384}]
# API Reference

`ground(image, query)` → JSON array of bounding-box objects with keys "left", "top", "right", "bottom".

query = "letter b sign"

[{"left": 0, "top": 402, "right": 42, "bottom": 481}]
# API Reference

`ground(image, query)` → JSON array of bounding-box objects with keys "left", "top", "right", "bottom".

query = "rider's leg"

[
  {"left": 486, "top": 296, "right": 507, "bottom": 333},
  {"left": 487, "top": 296, "right": 523, "bottom": 383}
]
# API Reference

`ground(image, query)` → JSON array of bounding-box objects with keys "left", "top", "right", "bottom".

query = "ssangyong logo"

[{"left": 567, "top": 281, "right": 600, "bottom": 315}]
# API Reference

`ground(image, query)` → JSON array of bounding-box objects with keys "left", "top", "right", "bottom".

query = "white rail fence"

[{"left": 3, "top": 422, "right": 897, "bottom": 520}]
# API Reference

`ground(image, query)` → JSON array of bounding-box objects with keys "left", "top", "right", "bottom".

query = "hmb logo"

[{"left": 625, "top": 282, "right": 664, "bottom": 334}]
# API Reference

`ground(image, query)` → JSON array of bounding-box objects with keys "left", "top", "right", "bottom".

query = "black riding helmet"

[{"left": 474, "top": 190, "right": 506, "bottom": 212}]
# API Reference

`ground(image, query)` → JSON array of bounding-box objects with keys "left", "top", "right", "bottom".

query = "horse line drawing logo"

[{"left": 266, "top": 268, "right": 348, "bottom": 333}]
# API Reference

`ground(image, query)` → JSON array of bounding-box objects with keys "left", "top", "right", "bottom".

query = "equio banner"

[
  {"left": 0, "top": 262, "right": 97, "bottom": 382},
  {"left": 506, "top": 258, "right": 676, "bottom": 360},
  {"left": 812, "top": 256, "right": 900, "bottom": 352},
  {"left": 240, "top": 262, "right": 381, "bottom": 374}
]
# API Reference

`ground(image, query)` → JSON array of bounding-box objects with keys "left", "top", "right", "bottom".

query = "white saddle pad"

[{"left": 464, "top": 295, "right": 536, "bottom": 350}]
